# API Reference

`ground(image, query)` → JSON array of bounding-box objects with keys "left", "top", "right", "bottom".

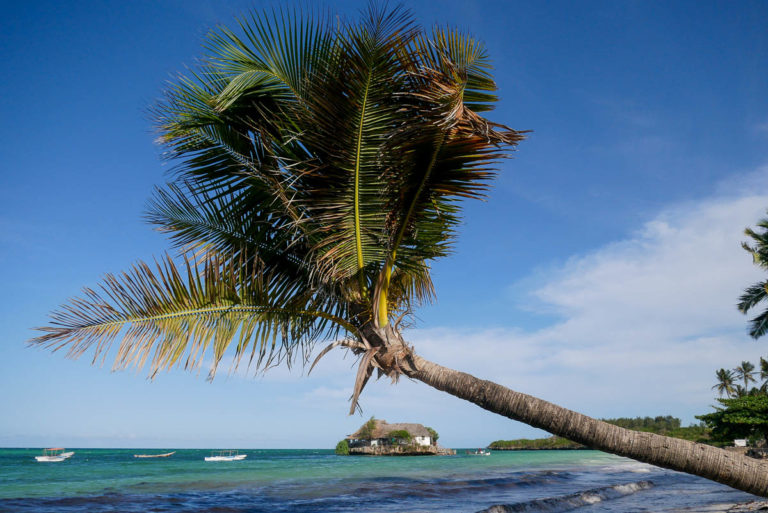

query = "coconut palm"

[
  {"left": 739, "top": 213, "right": 768, "bottom": 339},
  {"left": 712, "top": 368, "right": 736, "bottom": 398},
  {"left": 31, "top": 5, "right": 768, "bottom": 496},
  {"left": 760, "top": 357, "right": 768, "bottom": 393},
  {"left": 734, "top": 361, "right": 757, "bottom": 392}
]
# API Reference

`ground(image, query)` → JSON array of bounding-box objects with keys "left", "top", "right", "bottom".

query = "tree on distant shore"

[
  {"left": 713, "top": 369, "right": 736, "bottom": 398},
  {"left": 734, "top": 361, "right": 757, "bottom": 391},
  {"left": 359, "top": 417, "right": 378, "bottom": 440},
  {"left": 30, "top": 4, "right": 768, "bottom": 497},
  {"left": 387, "top": 430, "right": 412, "bottom": 443},
  {"left": 335, "top": 439, "right": 350, "bottom": 455},
  {"left": 760, "top": 358, "right": 768, "bottom": 393},
  {"left": 697, "top": 395, "right": 768, "bottom": 446},
  {"left": 712, "top": 360, "right": 768, "bottom": 398}
]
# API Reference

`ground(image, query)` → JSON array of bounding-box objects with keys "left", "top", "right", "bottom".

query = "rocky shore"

[{"left": 349, "top": 444, "right": 455, "bottom": 456}]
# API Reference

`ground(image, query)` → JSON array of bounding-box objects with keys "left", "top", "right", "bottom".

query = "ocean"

[{"left": 0, "top": 448, "right": 758, "bottom": 512}]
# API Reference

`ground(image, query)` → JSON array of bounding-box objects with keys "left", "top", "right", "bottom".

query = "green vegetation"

[
  {"left": 490, "top": 417, "right": 712, "bottom": 449},
  {"left": 698, "top": 395, "right": 768, "bottom": 446},
  {"left": 426, "top": 427, "right": 439, "bottom": 444},
  {"left": 694, "top": 211, "right": 768, "bottom": 448},
  {"left": 701, "top": 355, "right": 768, "bottom": 447},
  {"left": 489, "top": 436, "right": 584, "bottom": 450},
  {"left": 387, "top": 429, "right": 412, "bottom": 442},
  {"left": 600, "top": 416, "right": 709, "bottom": 441},
  {"left": 359, "top": 417, "right": 377, "bottom": 439},
  {"left": 602, "top": 415, "right": 681, "bottom": 432},
  {"left": 335, "top": 439, "right": 349, "bottom": 455},
  {"left": 712, "top": 358, "right": 768, "bottom": 398}
]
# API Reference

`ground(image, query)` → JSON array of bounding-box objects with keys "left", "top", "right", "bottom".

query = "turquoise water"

[{"left": 0, "top": 448, "right": 756, "bottom": 512}]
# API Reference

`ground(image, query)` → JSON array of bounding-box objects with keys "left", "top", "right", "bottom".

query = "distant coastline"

[
  {"left": 488, "top": 436, "right": 586, "bottom": 451},
  {"left": 488, "top": 416, "right": 712, "bottom": 451}
]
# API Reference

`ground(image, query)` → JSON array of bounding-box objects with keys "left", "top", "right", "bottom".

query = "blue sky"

[{"left": 1, "top": 0, "right": 767, "bottom": 448}]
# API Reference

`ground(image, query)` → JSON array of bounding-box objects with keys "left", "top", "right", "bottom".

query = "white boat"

[
  {"left": 204, "top": 450, "right": 247, "bottom": 462},
  {"left": 134, "top": 451, "right": 176, "bottom": 459},
  {"left": 35, "top": 448, "right": 75, "bottom": 462},
  {"left": 466, "top": 449, "right": 491, "bottom": 456}
]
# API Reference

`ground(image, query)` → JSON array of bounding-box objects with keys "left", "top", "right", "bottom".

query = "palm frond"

[
  {"left": 409, "top": 27, "right": 527, "bottom": 141},
  {"left": 146, "top": 181, "right": 306, "bottom": 268},
  {"left": 737, "top": 281, "right": 768, "bottom": 314},
  {"left": 367, "top": 26, "right": 526, "bottom": 325},
  {"left": 153, "top": 62, "right": 315, "bottom": 238},
  {"left": 31, "top": 255, "right": 354, "bottom": 379},
  {"left": 748, "top": 309, "right": 768, "bottom": 340},
  {"left": 208, "top": 6, "right": 335, "bottom": 109},
  {"left": 295, "top": 3, "right": 419, "bottom": 286},
  {"left": 743, "top": 221, "right": 768, "bottom": 269}
]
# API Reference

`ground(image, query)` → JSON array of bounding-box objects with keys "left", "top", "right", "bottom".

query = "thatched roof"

[{"left": 347, "top": 419, "right": 431, "bottom": 440}]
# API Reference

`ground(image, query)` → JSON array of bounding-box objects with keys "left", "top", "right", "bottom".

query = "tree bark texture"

[{"left": 405, "top": 353, "right": 768, "bottom": 497}]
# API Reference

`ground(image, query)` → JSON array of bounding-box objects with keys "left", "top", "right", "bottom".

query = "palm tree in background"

[
  {"left": 712, "top": 368, "right": 735, "bottom": 398},
  {"left": 739, "top": 213, "right": 768, "bottom": 338},
  {"left": 760, "top": 357, "right": 768, "bottom": 393},
  {"left": 30, "top": 5, "right": 768, "bottom": 496},
  {"left": 734, "top": 361, "right": 756, "bottom": 392}
]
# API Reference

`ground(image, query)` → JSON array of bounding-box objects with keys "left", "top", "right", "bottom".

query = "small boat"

[
  {"left": 205, "top": 450, "right": 247, "bottom": 462},
  {"left": 466, "top": 449, "right": 491, "bottom": 456},
  {"left": 134, "top": 451, "right": 176, "bottom": 459},
  {"left": 35, "top": 448, "right": 75, "bottom": 462}
]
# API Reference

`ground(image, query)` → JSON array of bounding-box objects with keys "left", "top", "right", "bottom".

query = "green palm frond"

[
  {"left": 146, "top": 181, "right": 306, "bottom": 270},
  {"left": 713, "top": 368, "right": 736, "bottom": 397},
  {"left": 747, "top": 309, "right": 768, "bottom": 340},
  {"left": 743, "top": 219, "right": 768, "bottom": 269},
  {"left": 153, "top": 62, "right": 313, "bottom": 235},
  {"left": 737, "top": 281, "right": 768, "bottom": 314},
  {"left": 296, "top": 4, "right": 419, "bottom": 286},
  {"left": 368, "top": 27, "right": 526, "bottom": 325},
  {"left": 31, "top": 255, "right": 354, "bottom": 379},
  {"left": 740, "top": 213, "right": 768, "bottom": 339},
  {"left": 209, "top": 6, "right": 334, "bottom": 109}
]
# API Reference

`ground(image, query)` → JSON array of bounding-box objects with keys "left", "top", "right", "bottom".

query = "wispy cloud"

[{"left": 401, "top": 170, "right": 768, "bottom": 426}]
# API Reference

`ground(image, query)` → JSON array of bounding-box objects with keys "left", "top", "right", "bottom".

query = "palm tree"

[
  {"left": 739, "top": 213, "right": 768, "bottom": 339},
  {"left": 712, "top": 368, "right": 735, "bottom": 398},
  {"left": 760, "top": 357, "right": 768, "bottom": 393},
  {"left": 734, "top": 361, "right": 757, "bottom": 392},
  {"left": 31, "top": 5, "right": 768, "bottom": 496}
]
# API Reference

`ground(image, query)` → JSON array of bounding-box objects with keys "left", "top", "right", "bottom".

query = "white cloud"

[{"left": 397, "top": 170, "right": 768, "bottom": 430}]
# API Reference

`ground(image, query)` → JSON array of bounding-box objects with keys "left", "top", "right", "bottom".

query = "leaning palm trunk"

[
  {"left": 407, "top": 352, "right": 768, "bottom": 496},
  {"left": 354, "top": 323, "right": 768, "bottom": 496}
]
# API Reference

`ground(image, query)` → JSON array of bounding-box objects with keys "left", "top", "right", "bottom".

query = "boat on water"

[
  {"left": 466, "top": 449, "right": 491, "bottom": 456},
  {"left": 35, "top": 448, "right": 75, "bottom": 462},
  {"left": 134, "top": 451, "right": 176, "bottom": 459},
  {"left": 205, "top": 450, "right": 247, "bottom": 462}
]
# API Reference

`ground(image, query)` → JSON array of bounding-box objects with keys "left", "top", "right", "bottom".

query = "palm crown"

[
  {"left": 32, "top": 5, "right": 524, "bottom": 405},
  {"left": 712, "top": 368, "right": 735, "bottom": 398},
  {"left": 739, "top": 212, "right": 768, "bottom": 338}
]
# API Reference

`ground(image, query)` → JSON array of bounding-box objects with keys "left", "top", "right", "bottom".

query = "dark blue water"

[{"left": 0, "top": 449, "right": 756, "bottom": 512}]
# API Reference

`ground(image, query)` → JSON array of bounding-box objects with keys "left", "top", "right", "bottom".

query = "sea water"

[{"left": 0, "top": 448, "right": 757, "bottom": 512}]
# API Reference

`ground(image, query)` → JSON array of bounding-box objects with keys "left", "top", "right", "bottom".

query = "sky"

[{"left": 1, "top": 0, "right": 767, "bottom": 449}]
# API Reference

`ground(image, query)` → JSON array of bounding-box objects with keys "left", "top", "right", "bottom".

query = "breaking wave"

[{"left": 477, "top": 480, "right": 655, "bottom": 512}]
